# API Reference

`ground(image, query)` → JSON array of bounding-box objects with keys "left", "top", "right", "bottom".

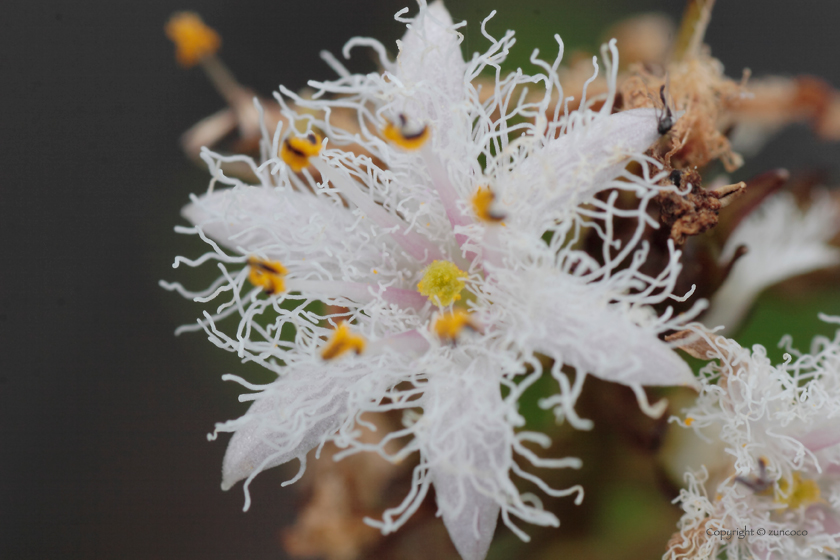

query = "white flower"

[
  {"left": 702, "top": 190, "right": 840, "bottom": 334},
  {"left": 670, "top": 320, "right": 840, "bottom": 559},
  {"left": 163, "top": 2, "right": 698, "bottom": 558}
]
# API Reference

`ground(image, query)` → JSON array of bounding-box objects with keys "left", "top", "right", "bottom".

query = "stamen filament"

[{"left": 199, "top": 56, "right": 256, "bottom": 123}]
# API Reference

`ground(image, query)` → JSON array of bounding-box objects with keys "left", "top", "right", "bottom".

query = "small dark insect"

[
  {"left": 669, "top": 169, "right": 682, "bottom": 188},
  {"left": 734, "top": 457, "right": 773, "bottom": 494},
  {"left": 656, "top": 85, "right": 675, "bottom": 135}
]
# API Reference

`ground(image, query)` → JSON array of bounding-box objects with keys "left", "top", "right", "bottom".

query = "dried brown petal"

[
  {"left": 282, "top": 413, "right": 408, "bottom": 560},
  {"left": 624, "top": 53, "right": 746, "bottom": 172},
  {"left": 709, "top": 182, "right": 746, "bottom": 208},
  {"left": 603, "top": 13, "right": 674, "bottom": 68},
  {"left": 283, "top": 471, "right": 380, "bottom": 560},
  {"left": 655, "top": 174, "right": 722, "bottom": 245},
  {"left": 665, "top": 328, "right": 721, "bottom": 360},
  {"left": 665, "top": 518, "right": 718, "bottom": 560}
]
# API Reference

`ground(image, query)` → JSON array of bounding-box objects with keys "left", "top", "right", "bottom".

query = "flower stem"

[{"left": 671, "top": 0, "right": 716, "bottom": 62}]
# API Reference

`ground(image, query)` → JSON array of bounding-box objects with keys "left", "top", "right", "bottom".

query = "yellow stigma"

[
  {"left": 165, "top": 12, "right": 221, "bottom": 68},
  {"left": 775, "top": 472, "right": 821, "bottom": 510},
  {"left": 685, "top": 417, "right": 694, "bottom": 426},
  {"left": 247, "top": 257, "right": 287, "bottom": 295},
  {"left": 433, "top": 309, "right": 478, "bottom": 344},
  {"left": 382, "top": 114, "right": 429, "bottom": 150},
  {"left": 417, "top": 260, "right": 468, "bottom": 307},
  {"left": 280, "top": 133, "right": 322, "bottom": 172},
  {"left": 472, "top": 186, "right": 505, "bottom": 223},
  {"left": 321, "top": 322, "right": 366, "bottom": 360}
]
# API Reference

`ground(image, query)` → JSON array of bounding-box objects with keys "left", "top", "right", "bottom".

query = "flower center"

[
  {"left": 321, "top": 322, "right": 366, "bottom": 360},
  {"left": 417, "top": 260, "right": 467, "bottom": 307},
  {"left": 248, "top": 257, "right": 287, "bottom": 295},
  {"left": 280, "top": 133, "right": 322, "bottom": 172},
  {"left": 775, "top": 472, "right": 821, "bottom": 510},
  {"left": 165, "top": 12, "right": 221, "bottom": 68}
]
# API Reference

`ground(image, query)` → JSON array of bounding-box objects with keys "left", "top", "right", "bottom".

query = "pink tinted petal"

[{"left": 799, "top": 423, "right": 840, "bottom": 453}]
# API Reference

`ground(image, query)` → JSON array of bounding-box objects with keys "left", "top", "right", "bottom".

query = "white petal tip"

[
  {"left": 442, "top": 500, "right": 499, "bottom": 560},
  {"left": 221, "top": 464, "right": 245, "bottom": 492}
]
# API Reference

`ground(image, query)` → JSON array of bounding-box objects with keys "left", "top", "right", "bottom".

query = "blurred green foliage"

[
  {"left": 449, "top": 0, "right": 675, "bottom": 70},
  {"left": 736, "top": 282, "right": 840, "bottom": 364}
]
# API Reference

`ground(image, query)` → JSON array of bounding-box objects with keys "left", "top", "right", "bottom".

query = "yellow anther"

[
  {"left": 417, "top": 260, "right": 468, "bottom": 307},
  {"left": 433, "top": 309, "right": 478, "bottom": 344},
  {"left": 775, "top": 472, "right": 821, "bottom": 510},
  {"left": 165, "top": 12, "right": 221, "bottom": 68},
  {"left": 280, "top": 133, "right": 322, "bottom": 172},
  {"left": 472, "top": 186, "right": 506, "bottom": 223},
  {"left": 383, "top": 114, "right": 429, "bottom": 150},
  {"left": 321, "top": 322, "right": 366, "bottom": 360},
  {"left": 247, "top": 257, "right": 287, "bottom": 295},
  {"left": 685, "top": 417, "right": 694, "bottom": 426}
]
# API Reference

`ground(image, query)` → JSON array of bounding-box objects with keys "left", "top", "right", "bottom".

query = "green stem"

[{"left": 671, "top": 0, "right": 716, "bottom": 62}]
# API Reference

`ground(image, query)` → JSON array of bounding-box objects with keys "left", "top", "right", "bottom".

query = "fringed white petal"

[
  {"left": 422, "top": 371, "right": 504, "bottom": 560},
  {"left": 438, "top": 480, "right": 499, "bottom": 560},
  {"left": 490, "top": 267, "right": 695, "bottom": 388},
  {"left": 217, "top": 367, "right": 359, "bottom": 492},
  {"left": 393, "top": 1, "right": 472, "bottom": 172},
  {"left": 181, "top": 185, "right": 397, "bottom": 282},
  {"left": 703, "top": 191, "right": 840, "bottom": 333},
  {"left": 396, "top": 1, "right": 466, "bottom": 109},
  {"left": 498, "top": 108, "right": 664, "bottom": 227}
]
